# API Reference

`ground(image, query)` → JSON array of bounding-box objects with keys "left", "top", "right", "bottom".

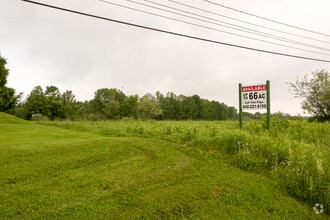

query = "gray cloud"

[{"left": 1, "top": 0, "right": 329, "bottom": 115}]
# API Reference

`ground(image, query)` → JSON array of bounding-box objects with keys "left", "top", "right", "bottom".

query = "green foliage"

[
  {"left": 31, "top": 113, "right": 49, "bottom": 121},
  {"left": 92, "top": 88, "right": 122, "bottom": 119},
  {"left": 0, "top": 53, "right": 21, "bottom": 111},
  {"left": 24, "top": 86, "right": 47, "bottom": 118},
  {"left": 88, "top": 88, "right": 138, "bottom": 120},
  {"left": 0, "top": 112, "right": 322, "bottom": 219},
  {"left": 156, "top": 91, "right": 237, "bottom": 120},
  {"left": 137, "top": 93, "right": 163, "bottom": 120},
  {"left": 120, "top": 95, "right": 138, "bottom": 118},
  {"left": 23, "top": 85, "right": 75, "bottom": 120},
  {"left": 0, "top": 54, "right": 9, "bottom": 88},
  {"left": 61, "top": 90, "right": 76, "bottom": 119},
  {"left": 44, "top": 86, "right": 65, "bottom": 119},
  {"left": 0, "top": 87, "right": 16, "bottom": 111},
  {"left": 11, "top": 85, "right": 238, "bottom": 121},
  {"left": 41, "top": 119, "right": 329, "bottom": 214},
  {"left": 289, "top": 69, "right": 330, "bottom": 120}
]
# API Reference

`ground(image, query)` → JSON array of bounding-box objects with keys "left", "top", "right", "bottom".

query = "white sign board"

[{"left": 241, "top": 84, "right": 267, "bottom": 110}]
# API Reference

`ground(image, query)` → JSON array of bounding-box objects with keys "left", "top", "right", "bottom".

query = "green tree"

[
  {"left": 228, "top": 106, "right": 237, "bottom": 120},
  {"left": 192, "top": 95, "right": 202, "bottom": 119},
  {"left": 210, "top": 101, "right": 229, "bottom": 120},
  {"left": 61, "top": 90, "right": 76, "bottom": 119},
  {"left": 181, "top": 96, "right": 198, "bottom": 119},
  {"left": 137, "top": 93, "right": 163, "bottom": 120},
  {"left": 24, "top": 86, "right": 48, "bottom": 119},
  {"left": 289, "top": 69, "right": 329, "bottom": 120},
  {"left": 0, "top": 53, "right": 21, "bottom": 111},
  {"left": 120, "top": 95, "right": 138, "bottom": 118},
  {"left": 92, "top": 88, "right": 126, "bottom": 119},
  {"left": 156, "top": 91, "right": 177, "bottom": 120},
  {"left": 45, "top": 86, "right": 64, "bottom": 119},
  {"left": 200, "top": 99, "right": 212, "bottom": 120},
  {"left": 24, "top": 85, "right": 68, "bottom": 120}
]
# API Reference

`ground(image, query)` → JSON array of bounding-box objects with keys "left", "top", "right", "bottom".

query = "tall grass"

[{"left": 40, "top": 118, "right": 329, "bottom": 213}]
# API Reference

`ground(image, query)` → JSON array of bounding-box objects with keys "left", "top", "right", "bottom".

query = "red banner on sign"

[{"left": 242, "top": 85, "right": 267, "bottom": 92}]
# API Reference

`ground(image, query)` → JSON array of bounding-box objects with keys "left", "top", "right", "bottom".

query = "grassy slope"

[
  {"left": 41, "top": 119, "right": 329, "bottom": 210},
  {"left": 0, "top": 113, "right": 321, "bottom": 219}
]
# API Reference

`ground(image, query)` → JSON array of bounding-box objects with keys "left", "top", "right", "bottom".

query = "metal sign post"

[
  {"left": 239, "top": 81, "right": 270, "bottom": 129},
  {"left": 239, "top": 83, "right": 243, "bottom": 129},
  {"left": 266, "top": 80, "right": 270, "bottom": 130}
]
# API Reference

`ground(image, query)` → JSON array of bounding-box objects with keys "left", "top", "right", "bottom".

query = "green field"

[{"left": 0, "top": 113, "right": 328, "bottom": 219}]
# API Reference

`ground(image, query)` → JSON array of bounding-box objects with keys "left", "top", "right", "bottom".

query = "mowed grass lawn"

[{"left": 0, "top": 113, "right": 321, "bottom": 219}]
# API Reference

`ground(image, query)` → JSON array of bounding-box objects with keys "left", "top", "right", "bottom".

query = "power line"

[
  {"left": 142, "top": 0, "right": 330, "bottom": 52},
  {"left": 169, "top": 0, "right": 330, "bottom": 44},
  {"left": 20, "top": 0, "right": 330, "bottom": 63},
  {"left": 99, "top": 0, "right": 330, "bottom": 56},
  {"left": 203, "top": 0, "right": 330, "bottom": 38}
]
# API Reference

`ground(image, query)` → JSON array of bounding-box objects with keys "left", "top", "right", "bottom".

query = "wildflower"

[
  {"left": 316, "top": 160, "right": 324, "bottom": 175},
  {"left": 207, "top": 150, "right": 216, "bottom": 155},
  {"left": 313, "top": 203, "right": 324, "bottom": 214}
]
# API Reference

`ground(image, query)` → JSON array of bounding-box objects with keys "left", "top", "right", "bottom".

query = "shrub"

[{"left": 31, "top": 113, "right": 49, "bottom": 121}]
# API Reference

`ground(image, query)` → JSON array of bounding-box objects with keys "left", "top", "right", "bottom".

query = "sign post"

[
  {"left": 266, "top": 80, "right": 270, "bottom": 130},
  {"left": 239, "top": 83, "right": 243, "bottom": 129},
  {"left": 239, "top": 81, "right": 270, "bottom": 129}
]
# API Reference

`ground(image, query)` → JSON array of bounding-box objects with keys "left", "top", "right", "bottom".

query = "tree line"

[
  {"left": 9, "top": 86, "right": 238, "bottom": 121},
  {"left": 1, "top": 52, "right": 328, "bottom": 121}
]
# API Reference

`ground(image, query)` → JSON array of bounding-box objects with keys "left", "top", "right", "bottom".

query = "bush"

[{"left": 31, "top": 113, "right": 49, "bottom": 121}]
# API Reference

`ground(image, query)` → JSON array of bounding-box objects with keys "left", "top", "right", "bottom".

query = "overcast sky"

[{"left": 1, "top": 0, "right": 330, "bottom": 115}]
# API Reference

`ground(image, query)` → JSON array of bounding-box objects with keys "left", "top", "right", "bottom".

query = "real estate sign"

[
  {"left": 241, "top": 84, "right": 267, "bottom": 110},
  {"left": 239, "top": 81, "right": 270, "bottom": 129}
]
